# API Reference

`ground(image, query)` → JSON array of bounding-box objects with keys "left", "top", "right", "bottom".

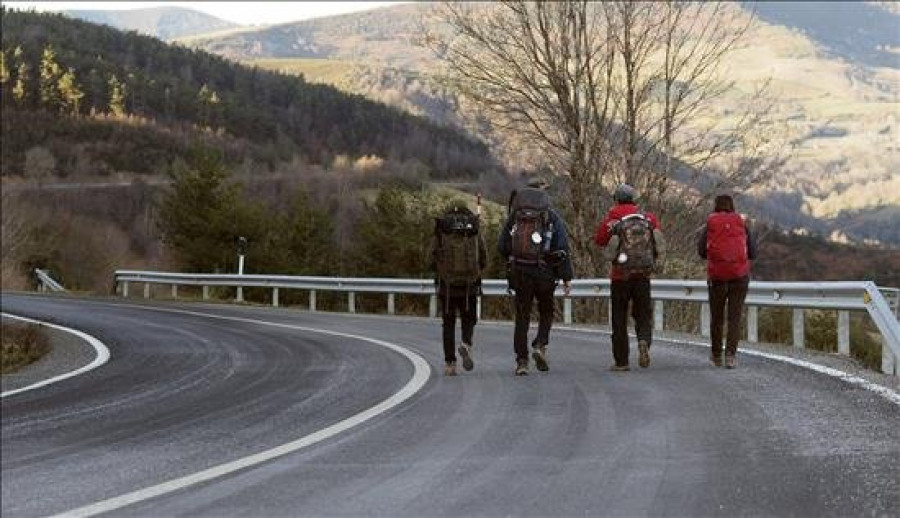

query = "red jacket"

[
  {"left": 594, "top": 203, "right": 660, "bottom": 281},
  {"left": 702, "top": 211, "right": 751, "bottom": 280}
]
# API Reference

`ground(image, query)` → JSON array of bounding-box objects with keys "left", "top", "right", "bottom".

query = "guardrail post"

[
  {"left": 701, "top": 303, "right": 710, "bottom": 337},
  {"left": 747, "top": 306, "right": 758, "bottom": 343},
  {"left": 430, "top": 295, "right": 437, "bottom": 318},
  {"left": 202, "top": 286, "right": 209, "bottom": 300},
  {"left": 477, "top": 296, "right": 483, "bottom": 321},
  {"left": 654, "top": 300, "right": 663, "bottom": 331},
  {"left": 272, "top": 288, "right": 279, "bottom": 307},
  {"left": 837, "top": 311, "right": 850, "bottom": 355},
  {"left": 883, "top": 339, "right": 897, "bottom": 375},
  {"left": 144, "top": 283, "right": 150, "bottom": 299},
  {"left": 348, "top": 292, "right": 356, "bottom": 314},
  {"left": 387, "top": 293, "right": 395, "bottom": 315},
  {"left": 171, "top": 285, "right": 178, "bottom": 299},
  {"left": 122, "top": 281, "right": 129, "bottom": 298},
  {"left": 236, "top": 286, "right": 244, "bottom": 303},
  {"left": 793, "top": 308, "right": 805, "bottom": 348},
  {"left": 564, "top": 298, "right": 572, "bottom": 324},
  {"left": 310, "top": 290, "right": 317, "bottom": 312}
]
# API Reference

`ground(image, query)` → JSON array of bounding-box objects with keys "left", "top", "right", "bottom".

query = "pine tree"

[
  {"left": 57, "top": 67, "right": 84, "bottom": 115},
  {"left": 108, "top": 73, "right": 126, "bottom": 116},
  {"left": 0, "top": 48, "right": 8, "bottom": 86},
  {"left": 12, "top": 46, "right": 28, "bottom": 105},
  {"left": 39, "top": 44, "right": 62, "bottom": 109}
]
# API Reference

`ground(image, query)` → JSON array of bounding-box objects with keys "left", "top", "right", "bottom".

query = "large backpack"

[
  {"left": 706, "top": 211, "right": 749, "bottom": 279},
  {"left": 614, "top": 213, "right": 656, "bottom": 275},
  {"left": 435, "top": 207, "right": 481, "bottom": 287},
  {"left": 509, "top": 187, "right": 552, "bottom": 265}
]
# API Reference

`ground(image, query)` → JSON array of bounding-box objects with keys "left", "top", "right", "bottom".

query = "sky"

[{"left": 0, "top": 1, "right": 407, "bottom": 26}]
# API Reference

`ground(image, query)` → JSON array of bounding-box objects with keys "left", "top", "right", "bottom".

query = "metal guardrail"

[
  {"left": 34, "top": 268, "right": 66, "bottom": 293},
  {"left": 113, "top": 270, "right": 899, "bottom": 376}
]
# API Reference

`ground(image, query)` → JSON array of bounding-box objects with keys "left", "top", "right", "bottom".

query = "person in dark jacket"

[
  {"left": 432, "top": 205, "right": 488, "bottom": 376},
  {"left": 697, "top": 192, "right": 758, "bottom": 369},
  {"left": 499, "top": 179, "right": 573, "bottom": 376},
  {"left": 594, "top": 184, "right": 665, "bottom": 371}
]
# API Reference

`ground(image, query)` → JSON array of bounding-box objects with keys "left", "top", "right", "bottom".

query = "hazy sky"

[{"left": 0, "top": 1, "right": 407, "bottom": 26}]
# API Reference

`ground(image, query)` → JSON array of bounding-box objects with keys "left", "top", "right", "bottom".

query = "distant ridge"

[{"left": 64, "top": 6, "right": 241, "bottom": 41}]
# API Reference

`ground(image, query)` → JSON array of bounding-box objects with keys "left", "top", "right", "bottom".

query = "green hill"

[{"left": 0, "top": 8, "right": 498, "bottom": 180}]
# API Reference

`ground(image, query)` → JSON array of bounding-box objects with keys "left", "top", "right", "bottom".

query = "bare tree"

[{"left": 427, "top": 1, "right": 788, "bottom": 275}]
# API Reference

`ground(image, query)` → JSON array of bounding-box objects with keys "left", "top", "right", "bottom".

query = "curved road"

[{"left": 2, "top": 294, "right": 898, "bottom": 517}]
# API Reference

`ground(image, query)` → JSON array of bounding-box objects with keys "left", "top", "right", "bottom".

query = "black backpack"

[
  {"left": 509, "top": 187, "right": 552, "bottom": 265},
  {"left": 614, "top": 213, "right": 656, "bottom": 274},
  {"left": 435, "top": 207, "right": 481, "bottom": 287}
]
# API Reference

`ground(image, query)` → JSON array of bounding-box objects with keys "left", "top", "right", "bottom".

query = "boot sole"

[{"left": 458, "top": 346, "right": 474, "bottom": 371}]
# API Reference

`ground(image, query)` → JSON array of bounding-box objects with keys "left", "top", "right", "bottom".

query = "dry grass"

[{"left": 1, "top": 321, "right": 51, "bottom": 374}]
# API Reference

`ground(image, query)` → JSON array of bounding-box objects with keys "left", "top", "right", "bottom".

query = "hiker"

[
  {"left": 432, "top": 203, "right": 487, "bottom": 376},
  {"left": 499, "top": 178, "right": 574, "bottom": 376},
  {"left": 697, "top": 192, "right": 758, "bottom": 369},
  {"left": 594, "top": 184, "right": 665, "bottom": 371}
]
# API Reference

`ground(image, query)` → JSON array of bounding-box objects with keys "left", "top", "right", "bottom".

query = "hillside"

[
  {"left": 63, "top": 7, "right": 241, "bottom": 41},
  {"left": 180, "top": 2, "right": 900, "bottom": 247},
  {"left": 0, "top": 8, "right": 497, "bottom": 180}
]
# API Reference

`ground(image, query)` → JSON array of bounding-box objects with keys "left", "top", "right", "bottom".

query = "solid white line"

[
  {"left": 554, "top": 325, "right": 900, "bottom": 407},
  {"left": 50, "top": 305, "right": 431, "bottom": 518},
  {"left": 1, "top": 313, "right": 110, "bottom": 398}
]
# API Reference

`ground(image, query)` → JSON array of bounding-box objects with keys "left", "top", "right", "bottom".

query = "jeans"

[
  {"left": 708, "top": 276, "right": 749, "bottom": 357},
  {"left": 511, "top": 267, "right": 557, "bottom": 362},
  {"left": 441, "top": 293, "right": 477, "bottom": 363},
  {"left": 610, "top": 277, "right": 652, "bottom": 367}
]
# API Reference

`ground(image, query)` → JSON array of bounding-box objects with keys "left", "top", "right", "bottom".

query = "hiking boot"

[
  {"left": 710, "top": 352, "right": 723, "bottom": 367},
  {"left": 444, "top": 362, "right": 458, "bottom": 376},
  {"left": 638, "top": 340, "right": 650, "bottom": 368},
  {"left": 458, "top": 343, "right": 474, "bottom": 371},
  {"left": 609, "top": 364, "right": 630, "bottom": 372},
  {"left": 532, "top": 345, "right": 549, "bottom": 372},
  {"left": 515, "top": 359, "right": 529, "bottom": 376},
  {"left": 724, "top": 353, "right": 736, "bottom": 369}
]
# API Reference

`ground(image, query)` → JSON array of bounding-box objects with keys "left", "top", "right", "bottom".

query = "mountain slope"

[
  {"left": 64, "top": 7, "right": 241, "bottom": 41},
  {"left": 0, "top": 8, "right": 496, "bottom": 179},
  {"left": 180, "top": 2, "right": 900, "bottom": 247}
]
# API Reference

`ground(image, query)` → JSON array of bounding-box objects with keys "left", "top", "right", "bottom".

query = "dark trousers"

[
  {"left": 441, "top": 293, "right": 477, "bottom": 363},
  {"left": 512, "top": 268, "right": 557, "bottom": 362},
  {"left": 708, "top": 276, "right": 749, "bottom": 357},
  {"left": 610, "top": 277, "right": 652, "bottom": 367}
]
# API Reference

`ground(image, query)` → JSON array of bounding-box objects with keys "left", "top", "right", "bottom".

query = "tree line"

[{"left": 0, "top": 8, "right": 499, "bottom": 179}]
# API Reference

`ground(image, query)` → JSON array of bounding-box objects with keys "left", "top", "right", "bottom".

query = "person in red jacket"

[
  {"left": 594, "top": 184, "right": 664, "bottom": 371},
  {"left": 697, "top": 192, "right": 758, "bottom": 369}
]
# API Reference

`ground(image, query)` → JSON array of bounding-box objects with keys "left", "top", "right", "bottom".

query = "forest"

[{"left": 0, "top": 8, "right": 498, "bottom": 179}]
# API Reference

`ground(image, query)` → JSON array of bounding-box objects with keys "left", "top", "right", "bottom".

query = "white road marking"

[
  {"left": 1, "top": 313, "right": 110, "bottom": 398},
  {"left": 555, "top": 325, "right": 900, "bottom": 406},
  {"left": 50, "top": 305, "right": 431, "bottom": 518}
]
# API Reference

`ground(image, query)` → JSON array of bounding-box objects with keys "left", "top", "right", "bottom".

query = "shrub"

[{"left": 1, "top": 321, "right": 50, "bottom": 373}]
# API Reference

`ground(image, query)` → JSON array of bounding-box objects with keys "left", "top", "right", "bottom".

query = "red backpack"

[{"left": 706, "top": 212, "right": 749, "bottom": 280}]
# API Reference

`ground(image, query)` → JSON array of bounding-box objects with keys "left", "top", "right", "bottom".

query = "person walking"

[
  {"left": 594, "top": 184, "right": 665, "bottom": 371},
  {"left": 432, "top": 203, "right": 487, "bottom": 376},
  {"left": 499, "top": 178, "right": 573, "bottom": 376},
  {"left": 697, "top": 192, "right": 758, "bottom": 369}
]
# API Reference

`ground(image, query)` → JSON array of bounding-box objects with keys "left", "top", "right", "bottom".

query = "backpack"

[
  {"left": 435, "top": 207, "right": 481, "bottom": 287},
  {"left": 614, "top": 213, "right": 656, "bottom": 274},
  {"left": 509, "top": 187, "right": 552, "bottom": 265},
  {"left": 706, "top": 212, "right": 749, "bottom": 279}
]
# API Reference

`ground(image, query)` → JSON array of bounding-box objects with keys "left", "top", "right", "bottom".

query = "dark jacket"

[{"left": 498, "top": 208, "right": 574, "bottom": 282}]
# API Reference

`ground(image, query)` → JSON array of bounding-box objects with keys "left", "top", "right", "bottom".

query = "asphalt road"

[{"left": 2, "top": 294, "right": 898, "bottom": 517}]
